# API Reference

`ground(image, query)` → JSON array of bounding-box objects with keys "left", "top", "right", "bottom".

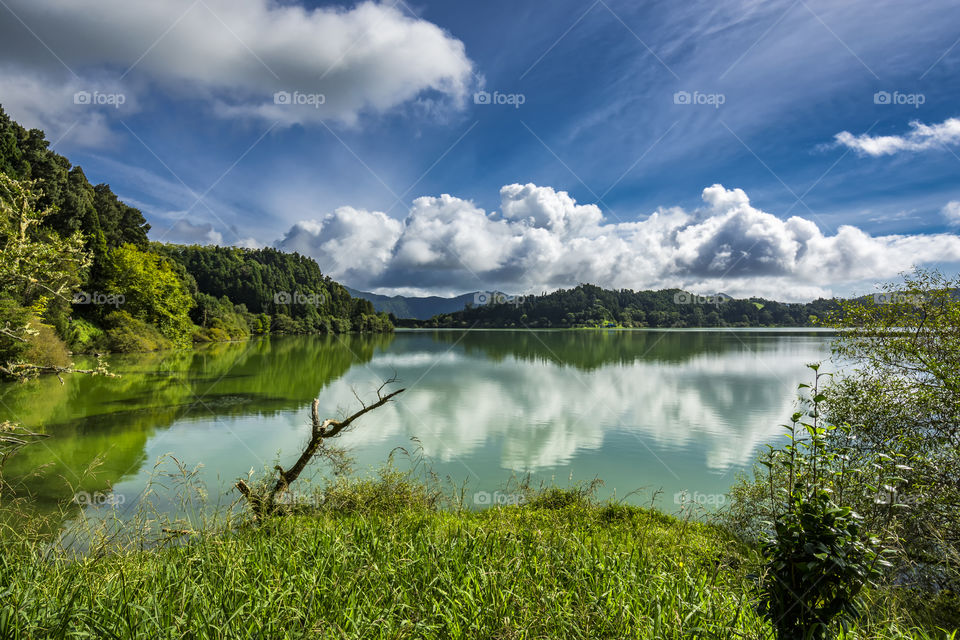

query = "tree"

[
  {"left": 0, "top": 173, "right": 89, "bottom": 375},
  {"left": 825, "top": 269, "right": 960, "bottom": 583},
  {"left": 0, "top": 172, "right": 89, "bottom": 312},
  {"left": 103, "top": 244, "right": 195, "bottom": 347}
]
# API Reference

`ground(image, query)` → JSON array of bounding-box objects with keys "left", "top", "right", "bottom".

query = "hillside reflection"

[
  {"left": 0, "top": 329, "right": 834, "bottom": 518},
  {"left": 0, "top": 334, "right": 393, "bottom": 508}
]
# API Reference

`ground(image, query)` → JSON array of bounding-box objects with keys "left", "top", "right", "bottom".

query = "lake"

[{"left": 0, "top": 329, "right": 836, "bottom": 520}]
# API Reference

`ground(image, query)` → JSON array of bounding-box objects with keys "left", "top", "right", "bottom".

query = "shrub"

[
  {"left": 64, "top": 317, "right": 105, "bottom": 353},
  {"left": 271, "top": 313, "right": 298, "bottom": 334},
  {"left": 19, "top": 319, "right": 70, "bottom": 368},
  {"left": 0, "top": 300, "right": 32, "bottom": 365},
  {"left": 756, "top": 366, "right": 896, "bottom": 640},
  {"left": 193, "top": 326, "right": 231, "bottom": 343},
  {"left": 103, "top": 310, "right": 171, "bottom": 352},
  {"left": 824, "top": 270, "right": 960, "bottom": 587}
]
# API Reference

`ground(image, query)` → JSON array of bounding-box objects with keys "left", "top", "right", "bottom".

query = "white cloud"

[
  {"left": 279, "top": 207, "right": 403, "bottom": 286},
  {"left": 0, "top": 0, "right": 473, "bottom": 141},
  {"left": 833, "top": 117, "right": 960, "bottom": 156},
  {"left": 500, "top": 183, "right": 604, "bottom": 235},
  {"left": 943, "top": 201, "right": 960, "bottom": 226},
  {"left": 276, "top": 183, "right": 960, "bottom": 299}
]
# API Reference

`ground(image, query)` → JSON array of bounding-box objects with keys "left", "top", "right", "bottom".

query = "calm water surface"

[{"left": 0, "top": 329, "right": 836, "bottom": 519}]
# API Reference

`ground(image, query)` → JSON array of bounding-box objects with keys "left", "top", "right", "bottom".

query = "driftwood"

[{"left": 236, "top": 380, "right": 404, "bottom": 518}]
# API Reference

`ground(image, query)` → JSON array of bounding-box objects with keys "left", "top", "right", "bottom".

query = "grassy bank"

[{"left": 0, "top": 475, "right": 950, "bottom": 639}]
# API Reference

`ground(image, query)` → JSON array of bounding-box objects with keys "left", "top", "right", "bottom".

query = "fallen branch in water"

[
  {"left": 0, "top": 363, "right": 116, "bottom": 383},
  {"left": 0, "top": 356, "right": 117, "bottom": 383},
  {"left": 236, "top": 378, "right": 404, "bottom": 518}
]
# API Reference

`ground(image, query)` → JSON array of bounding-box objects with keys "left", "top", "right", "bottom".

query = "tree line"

[{"left": 401, "top": 283, "right": 842, "bottom": 328}]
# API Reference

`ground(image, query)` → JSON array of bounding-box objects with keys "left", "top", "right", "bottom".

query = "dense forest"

[
  {"left": 401, "top": 284, "right": 842, "bottom": 328},
  {"left": 157, "top": 244, "right": 391, "bottom": 336},
  {"left": 0, "top": 106, "right": 390, "bottom": 376}
]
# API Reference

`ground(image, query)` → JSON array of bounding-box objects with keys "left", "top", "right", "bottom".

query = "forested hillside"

[
  {"left": 158, "top": 244, "right": 390, "bottom": 334},
  {"left": 407, "top": 284, "right": 841, "bottom": 328},
  {"left": 0, "top": 106, "right": 390, "bottom": 377}
]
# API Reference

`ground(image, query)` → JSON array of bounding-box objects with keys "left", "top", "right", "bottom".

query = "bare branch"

[
  {"left": 0, "top": 327, "right": 27, "bottom": 343},
  {"left": 0, "top": 359, "right": 117, "bottom": 383},
  {"left": 236, "top": 383, "right": 405, "bottom": 518}
]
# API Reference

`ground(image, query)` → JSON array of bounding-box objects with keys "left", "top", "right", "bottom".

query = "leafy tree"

[
  {"left": 0, "top": 107, "right": 388, "bottom": 363},
  {"left": 103, "top": 245, "right": 195, "bottom": 347},
  {"left": 825, "top": 269, "right": 960, "bottom": 586},
  {"left": 0, "top": 106, "right": 149, "bottom": 257},
  {"left": 0, "top": 173, "right": 89, "bottom": 372},
  {"left": 156, "top": 244, "right": 389, "bottom": 334},
  {"left": 0, "top": 172, "right": 89, "bottom": 312}
]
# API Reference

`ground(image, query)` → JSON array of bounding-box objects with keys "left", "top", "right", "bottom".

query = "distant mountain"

[{"left": 344, "top": 287, "right": 478, "bottom": 320}]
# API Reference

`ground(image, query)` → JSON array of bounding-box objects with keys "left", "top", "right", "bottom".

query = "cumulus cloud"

[
  {"left": 943, "top": 201, "right": 960, "bottom": 226},
  {"left": 0, "top": 0, "right": 473, "bottom": 142},
  {"left": 279, "top": 207, "right": 403, "bottom": 286},
  {"left": 833, "top": 117, "right": 960, "bottom": 156},
  {"left": 276, "top": 183, "right": 960, "bottom": 299}
]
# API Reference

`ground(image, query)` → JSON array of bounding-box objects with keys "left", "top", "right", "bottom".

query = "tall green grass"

[{"left": 0, "top": 471, "right": 955, "bottom": 639}]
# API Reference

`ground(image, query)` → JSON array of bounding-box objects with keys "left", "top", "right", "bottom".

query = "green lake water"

[{"left": 0, "top": 329, "right": 837, "bottom": 520}]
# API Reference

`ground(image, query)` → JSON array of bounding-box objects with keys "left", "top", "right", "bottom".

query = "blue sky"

[{"left": 1, "top": 0, "right": 959, "bottom": 298}]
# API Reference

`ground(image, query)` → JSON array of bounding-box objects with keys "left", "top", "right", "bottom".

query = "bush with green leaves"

[
  {"left": 757, "top": 365, "right": 900, "bottom": 640},
  {"left": 63, "top": 317, "right": 105, "bottom": 352},
  {"left": 102, "top": 310, "right": 172, "bottom": 352}
]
